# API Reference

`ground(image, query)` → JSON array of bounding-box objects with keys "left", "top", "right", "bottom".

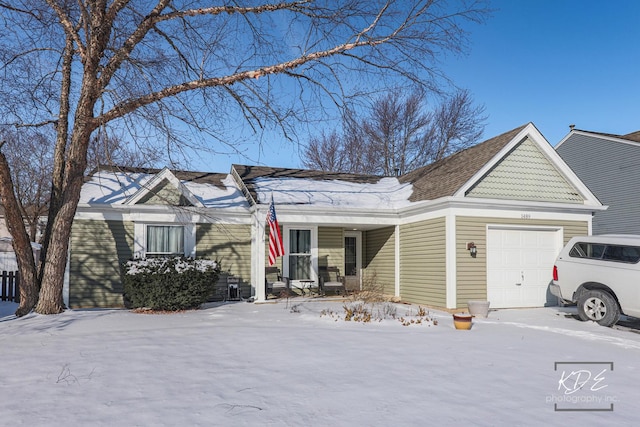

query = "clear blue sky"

[{"left": 195, "top": 0, "right": 640, "bottom": 173}]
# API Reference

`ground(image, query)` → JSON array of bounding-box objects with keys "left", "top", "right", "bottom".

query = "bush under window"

[{"left": 123, "top": 257, "right": 220, "bottom": 310}]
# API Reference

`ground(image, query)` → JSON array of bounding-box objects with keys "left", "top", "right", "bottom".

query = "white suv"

[{"left": 551, "top": 235, "right": 640, "bottom": 327}]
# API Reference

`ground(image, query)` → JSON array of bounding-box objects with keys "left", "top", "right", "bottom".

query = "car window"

[
  {"left": 604, "top": 245, "right": 640, "bottom": 263},
  {"left": 569, "top": 242, "right": 605, "bottom": 259},
  {"left": 570, "top": 242, "right": 640, "bottom": 264}
]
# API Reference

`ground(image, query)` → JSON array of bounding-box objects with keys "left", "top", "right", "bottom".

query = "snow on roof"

[
  {"left": 80, "top": 168, "right": 414, "bottom": 210},
  {"left": 253, "top": 176, "right": 414, "bottom": 209},
  {"left": 79, "top": 171, "right": 249, "bottom": 208}
]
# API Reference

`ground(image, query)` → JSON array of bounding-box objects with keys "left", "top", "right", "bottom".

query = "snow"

[
  {"left": 79, "top": 172, "right": 248, "bottom": 208},
  {"left": 79, "top": 171, "right": 149, "bottom": 204},
  {"left": 1, "top": 300, "right": 638, "bottom": 425},
  {"left": 254, "top": 177, "right": 414, "bottom": 209},
  {"left": 79, "top": 169, "right": 416, "bottom": 211}
]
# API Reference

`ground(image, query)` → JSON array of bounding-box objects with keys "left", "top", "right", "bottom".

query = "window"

[
  {"left": 569, "top": 242, "right": 640, "bottom": 264},
  {"left": 569, "top": 242, "right": 604, "bottom": 259},
  {"left": 345, "top": 236, "right": 357, "bottom": 276},
  {"left": 146, "top": 225, "right": 184, "bottom": 256},
  {"left": 288, "top": 229, "right": 311, "bottom": 280}
]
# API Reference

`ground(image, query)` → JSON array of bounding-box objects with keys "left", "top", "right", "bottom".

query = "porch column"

[{"left": 252, "top": 209, "right": 267, "bottom": 302}]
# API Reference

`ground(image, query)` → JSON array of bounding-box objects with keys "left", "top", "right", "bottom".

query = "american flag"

[{"left": 267, "top": 196, "right": 284, "bottom": 266}]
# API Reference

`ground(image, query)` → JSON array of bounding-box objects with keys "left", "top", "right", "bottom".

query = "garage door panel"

[{"left": 487, "top": 228, "right": 561, "bottom": 308}]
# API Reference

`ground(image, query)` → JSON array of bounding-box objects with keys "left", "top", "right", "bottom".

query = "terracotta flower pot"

[{"left": 453, "top": 313, "right": 473, "bottom": 330}]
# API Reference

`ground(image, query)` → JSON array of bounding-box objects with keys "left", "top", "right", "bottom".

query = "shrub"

[
  {"left": 123, "top": 257, "right": 220, "bottom": 311},
  {"left": 349, "top": 271, "right": 386, "bottom": 303}
]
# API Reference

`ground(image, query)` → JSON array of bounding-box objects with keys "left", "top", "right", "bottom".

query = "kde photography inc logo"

[{"left": 547, "top": 362, "right": 617, "bottom": 412}]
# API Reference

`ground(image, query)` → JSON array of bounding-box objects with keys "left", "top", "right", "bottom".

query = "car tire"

[{"left": 576, "top": 290, "right": 620, "bottom": 327}]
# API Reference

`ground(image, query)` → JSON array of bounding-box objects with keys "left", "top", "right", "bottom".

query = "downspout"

[
  {"left": 445, "top": 213, "right": 457, "bottom": 309},
  {"left": 395, "top": 224, "right": 400, "bottom": 297}
]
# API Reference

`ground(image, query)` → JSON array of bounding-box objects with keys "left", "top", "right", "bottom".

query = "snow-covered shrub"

[{"left": 122, "top": 257, "right": 220, "bottom": 311}]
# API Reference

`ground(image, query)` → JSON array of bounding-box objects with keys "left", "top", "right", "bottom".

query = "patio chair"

[
  {"left": 265, "top": 267, "right": 290, "bottom": 297},
  {"left": 226, "top": 275, "right": 242, "bottom": 301},
  {"left": 318, "top": 266, "right": 346, "bottom": 296}
]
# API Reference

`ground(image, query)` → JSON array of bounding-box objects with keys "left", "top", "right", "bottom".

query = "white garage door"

[{"left": 487, "top": 227, "right": 562, "bottom": 308}]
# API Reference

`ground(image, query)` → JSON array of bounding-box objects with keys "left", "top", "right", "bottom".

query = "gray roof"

[
  {"left": 399, "top": 124, "right": 529, "bottom": 202},
  {"left": 89, "top": 165, "right": 229, "bottom": 189},
  {"left": 571, "top": 129, "right": 640, "bottom": 144}
]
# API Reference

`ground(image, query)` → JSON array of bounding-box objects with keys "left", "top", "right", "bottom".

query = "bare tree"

[
  {"left": 303, "top": 130, "right": 346, "bottom": 172},
  {"left": 0, "top": 129, "right": 52, "bottom": 242},
  {"left": 429, "top": 89, "right": 486, "bottom": 162},
  {"left": 87, "top": 132, "right": 161, "bottom": 173},
  {"left": 0, "top": 0, "right": 489, "bottom": 316},
  {"left": 303, "top": 88, "right": 486, "bottom": 175},
  {"left": 0, "top": 128, "right": 156, "bottom": 244}
]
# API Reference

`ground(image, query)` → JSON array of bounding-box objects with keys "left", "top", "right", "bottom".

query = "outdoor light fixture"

[{"left": 466, "top": 242, "right": 477, "bottom": 258}]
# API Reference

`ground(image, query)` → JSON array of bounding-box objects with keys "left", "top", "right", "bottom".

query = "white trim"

[
  {"left": 63, "top": 246, "right": 70, "bottom": 308},
  {"left": 252, "top": 210, "right": 267, "bottom": 301},
  {"left": 74, "top": 207, "right": 251, "bottom": 224},
  {"left": 453, "top": 123, "right": 602, "bottom": 206},
  {"left": 394, "top": 225, "right": 400, "bottom": 297},
  {"left": 123, "top": 167, "right": 204, "bottom": 208},
  {"left": 133, "top": 222, "right": 195, "bottom": 259},
  {"left": 283, "top": 225, "right": 318, "bottom": 284},
  {"left": 557, "top": 129, "right": 640, "bottom": 150},
  {"left": 185, "top": 224, "right": 196, "bottom": 258},
  {"left": 486, "top": 223, "right": 564, "bottom": 232},
  {"left": 445, "top": 214, "right": 457, "bottom": 309},
  {"left": 344, "top": 230, "right": 363, "bottom": 287}
]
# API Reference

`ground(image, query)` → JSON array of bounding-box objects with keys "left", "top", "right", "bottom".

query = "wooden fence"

[{"left": 1, "top": 271, "right": 19, "bottom": 303}]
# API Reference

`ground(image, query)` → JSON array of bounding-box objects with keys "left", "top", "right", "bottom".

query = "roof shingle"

[{"left": 399, "top": 124, "right": 529, "bottom": 201}]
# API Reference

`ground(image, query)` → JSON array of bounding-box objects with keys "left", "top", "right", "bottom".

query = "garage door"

[{"left": 487, "top": 227, "right": 562, "bottom": 308}]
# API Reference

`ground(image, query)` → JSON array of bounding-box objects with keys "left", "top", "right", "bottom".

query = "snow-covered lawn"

[{"left": 1, "top": 299, "right": 639, "bottom": 426}]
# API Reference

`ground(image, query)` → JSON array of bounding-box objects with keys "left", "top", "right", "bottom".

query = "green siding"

[
  {"left": 138, "top": 179, "right": 191, "bottom": 206},
  {"left": 69, "top": 219, "right": 134, "bottom": 308},
  {"left": 399, "top": 218, "right": 446, "bottom": 307},
  {"left": 363, "top": 227, "right": 395, "bottom": 295},
  {"left": 318, "top": 227, "right": 344, "bottom": 270},
  {"left": 455, "top": 216, "right": 589, "bottom": 307},
  {"left": 264, "top": 225, "right": 283, "bottom": 271},
  {"left": 197, "top": 223, "right": 252, "bottom": 296},
  {"left": 467, "top": 138, "right": 584, "bottom": 203}
]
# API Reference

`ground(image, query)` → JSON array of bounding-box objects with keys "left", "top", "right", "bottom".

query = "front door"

[{"left": 344, "top": 231, "right": 362, "bottom": 291}]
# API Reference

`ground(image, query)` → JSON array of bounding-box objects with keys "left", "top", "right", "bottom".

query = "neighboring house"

[
  {"left": 69, "top": 123, "right": 603, "bottom": 310},
  {"left": 556, "top": 128, "right": 640, "bottom": 235}
]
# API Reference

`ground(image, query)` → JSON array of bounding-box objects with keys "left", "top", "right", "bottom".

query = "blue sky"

[{"left": 197, "top": 0, "right": 640, "bottom": 172}]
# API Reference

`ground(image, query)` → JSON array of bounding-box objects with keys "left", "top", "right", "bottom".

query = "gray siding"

[
  {"left": 557, "top": 133, "right": 640, "bottom": 234},
  {"left": 468, "top": 138, "right": 583, "bottom": 203},
  {"left": 399, "top": 218, "right": 446, "bottom": 307},
  {"left": 363, "top": 227, "right": 395, "bottom": 295},
  {"left": 197, "top": 223, "right": 252, "bottom": 296},
  {"left": 69, "top": 219, "right": 134, "bottom": 308},
  {"left": 455, "top": 216, "right": 588, "bottom": 308}
]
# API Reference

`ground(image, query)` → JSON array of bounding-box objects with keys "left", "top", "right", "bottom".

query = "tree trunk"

[
  {"left": 34, "top": 175, "right": 85, "bottom": 314},
  {"left": 35, "top": 105, "right": 94, "bottom": 314},
  {"left": 0, "top": 145, "right": 39, "bottom": 316}
]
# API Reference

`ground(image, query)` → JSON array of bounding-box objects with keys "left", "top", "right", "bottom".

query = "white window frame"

[
  {"left": 134, "top": 222, "right": 196, "bottom": 259},
  {"left": 283, "top": 225, "right": 318, "bottom": 284}
]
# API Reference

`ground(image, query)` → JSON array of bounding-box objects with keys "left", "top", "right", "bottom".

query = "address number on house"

[{"left": 521, "top": 213, "right": 532, "bottom": 220}]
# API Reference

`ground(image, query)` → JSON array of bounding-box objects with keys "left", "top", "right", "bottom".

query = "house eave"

[
  {"left": 398, "top": 196, "right": 607, "bottom": 218},
  {"left": 75, "top": 203, "right": 253, "bottom": 222}
]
